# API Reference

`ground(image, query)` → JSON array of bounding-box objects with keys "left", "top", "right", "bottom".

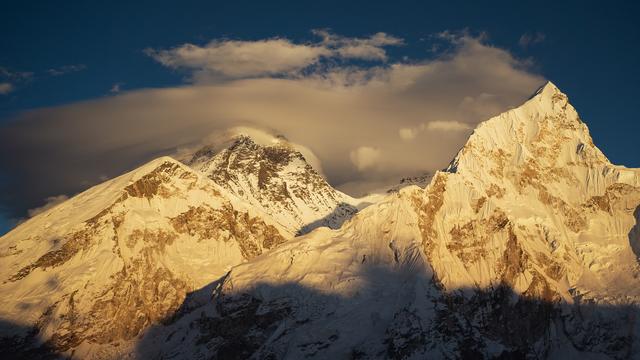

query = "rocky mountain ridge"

[{"left": 0, "top": 149, "right": 352, "bottom": 358}]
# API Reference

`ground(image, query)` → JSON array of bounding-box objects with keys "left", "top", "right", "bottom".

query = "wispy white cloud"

[
  {"left": 313, "top": 29, "right": 403, "bottom": 61},
  {"left": 47, "top": 64, "right": 87, "bottom": 76},
  {"left": 110, "top": 83, "right": 123, "bottom": 93},
  {"left": 0, "top": 67, "right": 33, "bottom": 81},
  {"left": 399, "top": 127, "right": 418, "bottom": 140},
  {"left": 426, "top": 120, "right": 471, "bottom": 132},
  {"left": 0, "top": 64, "right": 86, "bottom": 97},
  {"left": 519, "top": 32, "right": 545, "bottom": 48},
  {"left": 399, "top": 119, "right": 470, "bottom": 141},
  {"left": 350, "top": 146, "right": 382, "bottom": 171},
  {"left": 0, "top": 66, "right": 34, "bottom": 95}
]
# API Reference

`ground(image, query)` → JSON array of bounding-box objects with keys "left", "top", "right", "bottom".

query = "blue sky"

[{"left": 0, "top": 0, "right": 639, "bottom": 234}]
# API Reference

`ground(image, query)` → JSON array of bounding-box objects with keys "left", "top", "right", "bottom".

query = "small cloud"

[
  {"left": 47, "top": 64, "right": 86, "bottom": 76},
  {"left": 337, "top": 44, "right": 388, "bottom": 61},
  {"left": 400, "top": 120, "right": 471, "bottom": 139},
  {"left": 350, "top": 146, "right": 381, "bottom": 171},
  {"left": 458, "top": 93, "right": 506, "bottom": 120},
  {"left": 519, "top": 32, "right": 545, "bottom": 49},
  {"left": 0, "top": 67, "right": 33, "bottom": 81},
  {"left": 399, "top": 127, "right": 417, "bottom": 140},
  {"left": 110, "top": 83, "right": 123, "bottom": 93},
  {"left": 425, "top": 120, "right": 471, "bottom": 132},
  {"left": 0, "top": 82, "right": 13, "bottom": 95},
  {"left": 27, "top": 195, "right": 69, "bottom": 217},
  {"left": 434, "top": 29, "right": 487, "bottom": 44},
  {"left": 145, "top": 39, "right": 331, "bottom": 80},
  {"left": 0, "top": 67, "right": 33, "bottom": 94},
  {"left": 314, "top": 29, "right": 404, "bottom": 62}
]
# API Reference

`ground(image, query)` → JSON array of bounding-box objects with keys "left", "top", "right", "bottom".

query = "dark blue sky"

[{"left": 0, "top": 0, "right": 638, "bottom": 234}]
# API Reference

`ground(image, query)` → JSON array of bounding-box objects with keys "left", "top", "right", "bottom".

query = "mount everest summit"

[{"left": 2, "top": 82, "right": 640, "bottom": 359}]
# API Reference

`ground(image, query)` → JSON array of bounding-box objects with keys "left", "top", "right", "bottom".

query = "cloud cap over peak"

[{"left": 0, "top": 31, "right": 545, "bottom": 216}]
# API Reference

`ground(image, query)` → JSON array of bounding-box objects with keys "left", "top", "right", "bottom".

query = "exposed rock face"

[
  {"left": 170, "top": 204, "right": 285, "bottom": 259},
  {"left": 137, "top": 83, "right": 640, "bottom": 359},
  {"left": 187, "top": 136, "right": 358, "bottom": 235},
  {"left": 0, "top": 157, "right": 289, "bottom": 358}
]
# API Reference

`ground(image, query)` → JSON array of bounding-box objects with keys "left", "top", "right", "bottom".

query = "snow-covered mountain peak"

[
  {"left": 187, "top": 135, "right": 359, "bottom": 234},
  {"left": 7, "top": 156, "right": 198, "bottom": 237},
  {"left": 525, "top": 80, "right": 578, "bottom": 122},
  {"left": 426, "top": 82, "right": 640, "bottom": 298},
  {"left": 531, "top": 80, "right": 561, "bottom": 98},
  {"left": 448, "top": 81, "right": 610, "bottom": 183},
  {"left": 188, "top": 134, "right": 307, "bottom": 177},
  {"left": 0, "top": 153, "right": 295, "bottom": 356}
]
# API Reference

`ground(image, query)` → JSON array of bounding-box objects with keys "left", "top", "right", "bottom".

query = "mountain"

[
  {"left": 0, "top": 133, "right": 369, "bottom": 359},
  {"left": 0, "top": 157, "right": 290, "bottom": 358},
  {"left": 136, "top": 82, "right": 640, "bottom": 359},
  {"left": 186, "top": 135, "right": 359, "bottom": 235},
  {"left": 2, "top": 82, "right": 640, "bottom": 359}
]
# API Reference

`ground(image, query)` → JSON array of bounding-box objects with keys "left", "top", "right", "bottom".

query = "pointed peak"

[
  {"left": 467, "top": 80, "right": 571, "bottom": 137},
  {"left": 540, "top": 80, "right": 560, "bottom": 93},
  {"left": 229, "top": 133, "right": 295, "bottom": 150},
  {"left": 228, "top": 134, "right": 301, "bottom": 156},
  {"left": 447, "top": 80, "right": 609, "bottom": 175},
  {"left": 230, "top": 134, "right": 257, "bottom": 147},
  {"left": 226, "top": 134, "right": 262, "bottom": 153},
  {"left": 529, "top": 80, "right": 565, "bottom": 101},
  {"left": 185, "top": 136, "right": 259, "bottom": 165},
  {"left": 187, "top": 133, "right": 305, "bottom": 169},
  {"left": 525, "top": 80, "right": 573, "bottom": 118}
]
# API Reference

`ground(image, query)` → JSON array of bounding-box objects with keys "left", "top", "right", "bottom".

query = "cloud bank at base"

[{"left": 0, "top": 32, "right": 545, "bottom": 217}]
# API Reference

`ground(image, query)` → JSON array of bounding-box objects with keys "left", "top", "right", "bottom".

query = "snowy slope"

[
  {"left": 441, "top": 82, "right": 640, "bottom": 298},
  {"left": 0, "top": 157, "right": 290, "bottom": 358},
  {"left": 187, "top": 135, "right": 360, "bottom": 235},
  {"left": 139, "top": 82, "right": 640, "bottom": 359}
]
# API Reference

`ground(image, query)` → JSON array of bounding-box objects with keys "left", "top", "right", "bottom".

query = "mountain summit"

[
  {"left": 187, "top": 135, "right": 359, "bottom": 235},
  {"left": 449, "top": 81, "right": 609, "bottom": 177}
]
